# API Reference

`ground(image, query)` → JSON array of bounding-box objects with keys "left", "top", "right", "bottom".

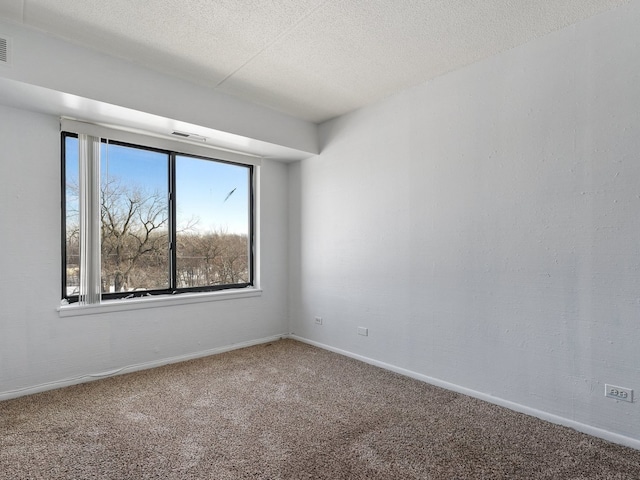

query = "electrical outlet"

[
  {"left": 357, "top": 327, "right": 368, "bottom": 336},
  {"left": 314, "top": 316, "right": 323, "bottom": 325},
  {"left": 605, "top": 384, "right": 633, "bottom": 402}
]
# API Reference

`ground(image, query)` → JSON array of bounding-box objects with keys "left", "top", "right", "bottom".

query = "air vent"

[
  {"left": 171, "top": 130, "right": 207, "bottom": 142},
  {"left": 0, "top": 35, "right": 11, "bottom": 65}
]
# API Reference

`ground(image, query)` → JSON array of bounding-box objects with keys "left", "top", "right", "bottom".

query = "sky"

[{"left": 65, "top": 136, "right": 250, "bottom": 235}]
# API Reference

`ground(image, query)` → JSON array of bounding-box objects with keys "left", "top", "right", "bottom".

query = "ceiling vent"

[{"left": 0, "top": 35, "right": 11, "bottom": 66}]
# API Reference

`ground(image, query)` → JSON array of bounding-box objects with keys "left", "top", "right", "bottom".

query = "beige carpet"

[{"left": 1, "top": 339, "right": 639, "bottom": 479}]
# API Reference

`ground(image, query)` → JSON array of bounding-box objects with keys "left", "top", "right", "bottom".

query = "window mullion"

[{"left": 169, "top": 154, "right": 177, "bottom": 291}]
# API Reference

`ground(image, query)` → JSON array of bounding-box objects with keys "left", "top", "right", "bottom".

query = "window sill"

[{"left": 57, "top": 287, "right": 262, "bottom": 318}]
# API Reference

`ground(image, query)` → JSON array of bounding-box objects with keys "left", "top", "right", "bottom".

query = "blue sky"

[
  {"left": 175, "top": 154, "right": 249, "bottom": 235},
  {"left": 65, "top": 136, "right": 250, "bottom": 235}
]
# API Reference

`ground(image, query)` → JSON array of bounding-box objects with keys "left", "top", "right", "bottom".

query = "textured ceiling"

[{"left": 0, "top": 0, "right": 630, "bottom": 123}]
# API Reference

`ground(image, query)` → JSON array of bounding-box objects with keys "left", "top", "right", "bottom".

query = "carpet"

[{"left": 1, "top": 339, "right": 639, "bottom": 479}]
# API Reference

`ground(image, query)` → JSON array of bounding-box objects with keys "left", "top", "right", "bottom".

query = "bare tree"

[
  {"left": 100, "top": 177, "right": 169, "bottom": 292},
  {"left": 65, "top": 178, "right": 249, "bottom": 295},
  {"left": 65, "top": 178, "right": 81, "bottom": 295},
  {"left": 177, "top": 232, "right": 223, "bottom": 287},
  {"left": 218, "top": 233, "right": 249, "bottom": 284},
  {"left": 176, "top": 229, "right": 248, "bottom": 287}
]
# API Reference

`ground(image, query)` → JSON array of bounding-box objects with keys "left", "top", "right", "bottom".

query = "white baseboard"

[
  {"left": 290, "top": 335, "right": 640, "bottom": 451},
  {"left": 0, "top": 334, "right": 288, "bottom": 402},
  {"left": 5, "top": 332, "right": 639, "bottom": 451}
]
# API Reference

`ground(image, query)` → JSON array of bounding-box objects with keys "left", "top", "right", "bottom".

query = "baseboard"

[
  {"left": 289, "top": 335, "right": 640, "bottom": 451},
  {"left": 0, "top": 334, "right": 289, "bottom": 402}
]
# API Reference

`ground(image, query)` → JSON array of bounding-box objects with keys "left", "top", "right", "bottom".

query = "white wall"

[
  {"left": 290, "top": 2, "right": 640, "bottom": 445},
  {"left": 0, "top": 104, "right": 290, "bottom": 397}
]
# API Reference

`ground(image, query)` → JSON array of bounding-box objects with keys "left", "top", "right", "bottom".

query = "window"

[{"left": 62, "top": 130, "right": 254, "bottom": 304}]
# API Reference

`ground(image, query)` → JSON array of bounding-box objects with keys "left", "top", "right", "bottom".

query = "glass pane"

[
  {"left": 175, "top": 156, "right": 250, "bottom": 288},
  {"left": 65, "top": 136, "right": 80, "bottom": 297},
  {"left": 100, "top": 143, "right": 170, "bottom": 293}
]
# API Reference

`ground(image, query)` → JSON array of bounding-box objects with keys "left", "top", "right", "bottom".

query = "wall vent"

[{"left": 0, "top": 35, "right": 11, "bottom": 66}]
